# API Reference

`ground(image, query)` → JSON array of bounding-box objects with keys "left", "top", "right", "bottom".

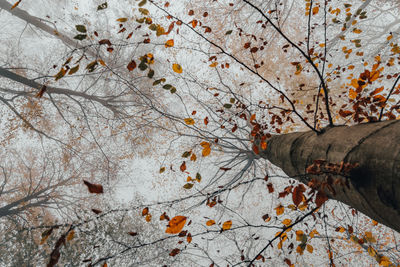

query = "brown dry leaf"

[{"left": 83, "top": 180, "right": 104, "bottom": 194}]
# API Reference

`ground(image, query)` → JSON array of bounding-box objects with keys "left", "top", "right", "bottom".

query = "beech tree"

[{"left": 1, "top": 0, "right": 400, "bottom": 266}]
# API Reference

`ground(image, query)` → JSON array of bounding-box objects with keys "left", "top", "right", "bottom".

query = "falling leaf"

[
  {"left": 184, "top": 118, "right": 195, "bottom": 125},
  {"left": 166, "top": 216, "right": 187, "bottom": 234},
  {"left": 172, "top": 63, "right": 183, "bottom": 73},
  {"left": 127, "top": 60, "right": 137, "bottom": 71},
  {"left": 142, "top": 207, "right": 149, "bottom": 216},
  {"left": 83, "top": 180, "right": 104, "bottom": 194},
  {"left": 165, "top": 39, "right": 174, "bottom": 47},
  {"left": 206, "top": 220, "right": 215, "bottom": 226},
  {"left": 222, "top": 220, "right": 232, "bottom": 230}
]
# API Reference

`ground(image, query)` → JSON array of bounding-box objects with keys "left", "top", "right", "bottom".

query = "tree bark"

[{"left": 260, "top": 120, "right": 400, "bottom": 233}]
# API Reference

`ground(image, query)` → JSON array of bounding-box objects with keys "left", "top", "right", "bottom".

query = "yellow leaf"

[
  {"left": 172, "top": 63, "right": 183, "bottom": 73},
  {"left": 364, "top": 231, "right": 377, "bottom": 243},
  {"left": 159, "top": 167, "right": 166, "bottom": 173},
  {"left": 166, "top": 216, "right": 187, "bottom": 234},
  {"left": 349, "top": 88, "right": 357, "bottom": 100},
  {"left": 353, "top": 28, "right": 362, "bottom": 34},
  {"left": 184, "top": 118, "right": 195, "bottom": 125},
  {"left": 222, "top": 220, "right": 232, "bottom": 230},
  {"left": 368, "top": 246, "right": 377, "bottom": 257},
  {"left": 296, "top": 230, "right": 304, "bottom": 241},
  {"left": 309, "top": 229, "right": 319, "bottom": 238},
  {"left": 209, "top": 62, "right": 218, "bottom": 68},
  {"left": 116, "top": 18, "right": 128, "bottom": 22},
  {"left": 306, "top": 244, "right": 313, "bottom": 253},
  {"left": 379, "top": 256, "right": 392, "bottom": 266},
  {"left": 275, "top": 205, "right": 284, "bottom": 216},
  {"left": 387, "top": 35, "right": 393, "bottom": 41},
  {"left": 165, "top": 39, "right": 174, "bottom": 48},
  {"left": 296, "top": 245, "right": 304, "bottom": 255},
  {"left": 206, "top": 220, "right": 215, "bottom": 226},
  {"left": 282, "top": 219, "right": 292, "bottom": 226},
  {"left": 190, "top": 153, "right": 197, "bottom": 161}
]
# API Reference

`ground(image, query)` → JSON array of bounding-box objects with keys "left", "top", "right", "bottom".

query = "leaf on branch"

[
  {"left": 222, "top": 220, "right": 232, "bottom": 230},
  {"left": 206, "top": 220, "right": 215, "bottom": 226},
  {"left": 180, "top": 161, "right": 186, "bottom": 172},
  {"left": 315, "top": 191, "right": 328, "bottom": 207},
  {"left": 83, "top": 180, "right": 104, "bottom": 194},
  {"left": 142, "top": 207, "right": 149, "bottom": 216},
  {"left": 184, "top": 118, "right": 195, "bottom": 125},
  {"left": 183, "top": 183, "right": 194, "bottom": 189},
  {"left": 11, "top": 0, "right": 21, "bottom": 9},
  {"left": 74, "top": 34, "right": 87, "bottom": 41},
  {"left": 127, "top": 60, "right": 137, "bottom": 71},
  {"left": 91, "top": 208, "right": 102, "bottom": 214},
  {"left": 165, "top": 216, "right": 187, "bottom": 234},
  {"left": 165, "top": 39, "right": 174, "bottom": 48},
  {"left": 75, "top": 25, "right": 87, "bottom": 33},
  {"left": 172, "top": 63, "right": 183, "bottom": 73},
  {"left": 169, "top": 248, "right": 180, "bottom": 257},
  {"left": 292, "top": 184, "right": 306, "bottom": 206},
  {"left": 275, "top": 205, "right": 284, "bottom": 216},
  {"left": 116, "top": 18, "right": 128, "bottom": 22},
  {"left": 68, "top": 65, "right": 80, "bottom": 75}
]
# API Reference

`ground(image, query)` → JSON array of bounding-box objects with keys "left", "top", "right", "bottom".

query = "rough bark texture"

[{"left": 260, "top": 120, "right": 400, "bottom": 233}]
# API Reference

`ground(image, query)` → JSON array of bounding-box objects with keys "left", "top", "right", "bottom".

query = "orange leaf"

[
  {"left": 204, "top": 116, "right": 209, "bottom": 125},
  {"left": 312, "top": 6, "right": 319, "bottom": 15},
  {"left": 282, "top": 219, "right": 292, "bottom": 226},
  {"left": 206, "top": 220, "right": 215, "bottom": 226},
  {"left": 306, "top": 244, "right": 314, "bottom": 253},
  {"left": 116, "top": 18, "right": 128, "bottom": 22},
  {"left": 191, "top": 20, "right": 198, "bottom": 28},
  {"left": 66, "top": 230, "right": 75, "bottom": 241},
  {"left": 209, "top": 62, "right": 218, "bottom": 68},
  {"left": 142, "top": 207, "right": 149, "bottom": 216},
  {"left": 370, "top": 86, "right": 384, "bottom": 96},
  {"left": 166, "top": 216, "right": 187, "bottom": 234},
  {"left": 187, "top": 233, "right": 192, "bottom": 243},
  {"left": 83, "top": 180, "right": 104, "bottom": 194},
  {"left": 275, "top": 205, "right": 284, "bottom": 216},
  {"left": 222, "top": 220, "right": 232, "bottom": 230},
  {"left": 145, "top": 214, "right": 152, "bottom": 222},
  {"left": 349, "top": 88, "right": 357, "bottom": 100},
  {"left": 202, "top": 146, "right": 211, "bottom": 157},
  {"left": 190, "top": 153, "right": 197, "bottom": 161},
  {"left": 261, "top": 141, "right": 267, "bottom": 150},
  {"left": 11, "top": 0, "right": 21, "bottom": 9},
  {"left": 172, "top": 63, "right": 183, "bottom": 73},
  {"left": 165, "top": 39, "right": 174, "bottom": 48}
]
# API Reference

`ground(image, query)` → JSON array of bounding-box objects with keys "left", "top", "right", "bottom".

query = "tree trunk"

[{"left": 260, "top": 120, "right": 400, "bottom": 233}]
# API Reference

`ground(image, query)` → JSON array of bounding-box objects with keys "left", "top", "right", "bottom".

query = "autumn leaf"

[
  {"left": 184, "top": 118, "right": 195, "bottom": 125},
  {"left": 209, "top": 62, "right": 218, "bottom": 68},
  {"left": 91, "top": 208, "right": 102, "bottom": 214},
  {"left": 282, "top": 219, "right": 292, "bottom": 226},
  {"left": 127, "top": 60, "right": 137, "bottom": 71},
  {"left": 54, "top": 68, "right": 66, "bottom": 81},
  {"left": 142, "top": 207, "right": 149, "bottom": 216},
  {"left": 128, "top": 232, "right": 138, "bottom": 236},
  {"left": 169, "top": 248, "right": 180, "bottom": 257},
  {"left": 11, "top": 0, "right": 21, "bottom": 10},
  {"left": 116, "top": 18, "right": 128, "bottom": 22},
  {"left": 275, "top": 205, "right": 284, "bottom": 216},
  {"left": 172, "top": 63, "right": 183, "bottom": 73},
  {"left": 145, "top": 214, "right": 152, "bottom": 222},
  {"left": 206, "top": 220, "right": 215, "bottom": 226},
  {"left": 68, "top": 65, "right": 79, "bottom": 75},
  {"left": 183, "top": 183, "right": 194, "bottom": 189},
  {"left": 222, "top": 220, "right": 232, "bottom": 230},
  {"left": 159, "top": 167, "right": 166, "bottom": 173},
  {"left": 66, "top": 230, "right": 75, "bottom": 241},
  {"left": 315, "top": 191, "right": 328, "bottom": 207},
  {"left": 306, "top": 244, "right": 314, "bottom": 253},
  {"left": 187, "top": 233, "right": 192, "bottom": 243},
  {"left": 312, "top": 6, "right": 319, "bottom": 15},
  {"left": 40, "top": 228, "right": 53, "bottom": 245},
  {"left": 292, "top": 184, "right": 305, "bottom": 206},
  {"left": 166, "top": 216, "right": 187, "bottom": 234},
  {"left": 180, "top": 161, "right": 186, "bottom": 172},
  {"left": 165, "top": 39, "right": 174, "bottom": 48},
  {"left": 349, "top": 88, "right": 357, "bottom": 100},
  {"left": 83, "top": 180, "right": 104, "bottom": 194}
]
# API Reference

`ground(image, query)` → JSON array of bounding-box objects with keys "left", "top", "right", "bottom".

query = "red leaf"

[
  {"left": 292, "top": 184, "right": 306, "bottom": 206},
  {"left": 180, "top": 161, "right": 186, "bottom": 172},
  {"left": 98, "top": 39, "right": 112, "bottom": 46},
  {"left": 315, "top": 191, "right": 328, "bottom": 207},
  {"left": 339, "top": 110, "right": 353, "bottom": 117},
  {"left": 267, "top": 183, "right": 274, "bottom": 193},
  {"left": 169, "top": 248, "right": 180, "bottom": 257},
  {"left": 83, "top": 180, "right": 104, "bottom": 194},
  {"left": 127, "top": 60, "right": 137, "bottom": 71}
]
